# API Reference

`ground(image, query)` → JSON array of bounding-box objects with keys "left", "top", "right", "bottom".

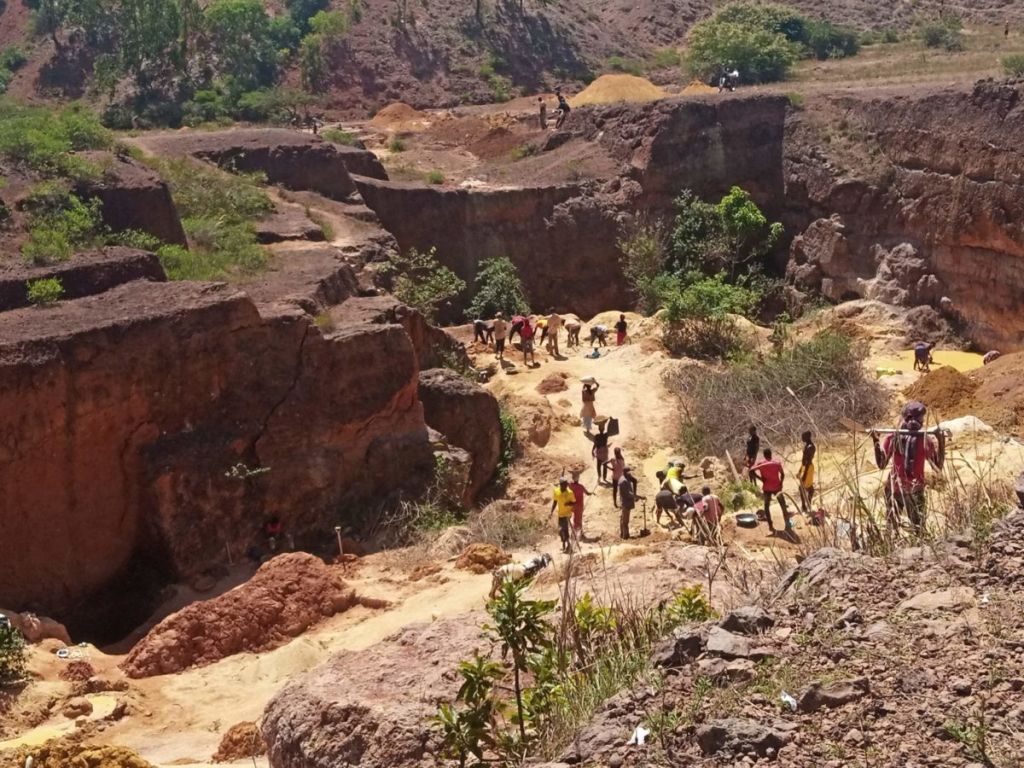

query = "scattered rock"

[
  {"left": 696, "top": 718, "right": 792, "bottom": 757},
  {"left": 706, "top": 626, "right": 752, "bottom": 659},
  {"left": 652, "top": 627, "right": 707, "bottom": 668},
  {"left": 62, "top": 697, "right": 94, "bottom": 719},
  {"left": 454, "top": 543, "right": 511, "bottom": 574},
  {"left": 835, "top": 606, "right": 863, "bottom": 628},
  {"left": 7, "top": 741, "right": 155, "bottom": 768},
  {"left": 950, "top": 678, "right": 973, "bottom": 696},
  {"left": 898, "top": 587, "right": 976, "bottom": 613},
  {"left": 720, "top": 606, "right": 774, "bottom": 635},
  {"left": 799, "top": 678, "right": 870, "bottom": 712}
]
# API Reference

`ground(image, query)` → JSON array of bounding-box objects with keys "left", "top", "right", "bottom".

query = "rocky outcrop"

[
  {"left": 122, "top": 553, "right": 355, "bottom": 678},
  {"left": 140, "top": 129, "right": 385, "bottom": 201},
  {"left": 418, "top": 369, "right": 501, "bottom": 503},
  {"left": 262, "top": 616, "right": 481, "bottom": 768},
  {"left": 76, "top": 152, "right": 188, "bottom": 246},
  {"left": 355, "top": 96, "right": 788, "bottom": 319},
  {"left": 0, "top": 280, "right": 433, "bottom": 630},
  {"left": 0, "top": 247, "right": 165, "bottom": 311},
  {"left": 785, "top": 81, "right": 1024, "bottom": 351}
]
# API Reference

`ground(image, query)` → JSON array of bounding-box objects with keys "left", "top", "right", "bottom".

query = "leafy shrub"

[
  {"left": 605, "top": 55, "right": 645, "bottom": 76},
  {"left": 0, "top": 100, "right": 111, "bottom": 179},
  {"left": 21, "top": 187, "right": 104, "bottom": 264},
  {"left": 918, "top": 15, "right": 964, "bottom": 51},
  {"left": 660, "top": 272, "right": 760, "bottom": 360},
  {"left": 715, "top": 3, "right": 810, "bottom": 44},
  {"left": 494, "top": 406, "right": 518, "bottom": 489},
  {"left": 617, "top": 216, "right": 669, "bottom": 315},
  {"left": 425, "top": 169, "right": 445, "bottom": 185},
  {"left": 479, "top": 54, "right": 513, "bottom": 102},
  {"left": 383, "top": 246, "right": 466, "bottom": 323},
  {"left": 26, "top": 277, "right": 65, "bottom": 306},
  {"left": 672, "top": 330, "right": 887, "bottom": 456},
  {"left": 1003, "top": 54, "right": 1024, "bottom": 77},
  {"left": 806, "top": 20, "right": 860, "bottom": 60},
  {"left": 511, "top": 143, "right": 538, "bottom": 160},
  {"left": 686, "top": 19, "right": 801, "bottom": 83},
  {"left": 321, "top": 127, "right": 356, "bottom": 145},
  {"left": 649, "top": 47, "right": 682, "bottom": 69},
  {"left": 388, "top": 136, "right": 407, "bottom": 152},
  {"left": 466, "top": 255, "right": 530, "bottom": 320},
  {"left": 0, "top": 624, "right": 26, "bottom": 683},
  {"left": 0, "top": 46, "right": 28, "bottom": 94},
  {"left": 150, "top": 158, "right": 272, "bottom": 280}
]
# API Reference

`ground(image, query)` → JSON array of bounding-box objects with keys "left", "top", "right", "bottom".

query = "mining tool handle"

[{"left": 864, "top": 428, "right": 952, "bottom": 437}]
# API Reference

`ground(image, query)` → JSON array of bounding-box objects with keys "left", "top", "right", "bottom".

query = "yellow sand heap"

[
  {"left": 682, "top": 79, "right": 717, "bottom": 95},
  {"left": 369, "top": 102, "right": 430, "bottom": 131},
  {"left": 569, "top": 74, "right": 666, "bottom": 107}
]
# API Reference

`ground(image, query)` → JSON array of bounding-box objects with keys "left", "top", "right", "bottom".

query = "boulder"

[
  {"left": 418, "top": 369, "right": 502, "bottom": 503},
  {"left": 0, "top": 609, "right": 72, "bottom": 644},
  {"left": 696, "top": 718, "right": 792, "bottom": 757},
  {"left": 799, "top": 678, "right": 870, "bottom": 712},
  {"left": 122, "top": 553, "right": 356, "bottom": 678},
  {"left": 705, "top": 626, "right": 753, "bottom": 659},
  {"left": 62, "top": 696, "right": 94, "bottom": 719},
  {"left": 898, "top": 587, "right": 976, "bottom": 613},
  {"left": 652, "top": 627, "right": 706, "bottom": 668},
  {"left": 76, "top": 152, "right": 187, "bottom": 246},
  {"left": 719, "top": 606, "right": 774, "bottom": 635}
]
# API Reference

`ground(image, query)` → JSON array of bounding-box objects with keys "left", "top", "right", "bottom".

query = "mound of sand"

[
  {"left": 570, "top": 74, "right": 666, "bottom": 107},
  {"left": 370, "top": 102, "right": 429, "bottom": 130},
  {"left": 682, "top": 79, "right": 717, "bottom": 95},
  {"left": 904, "top": 366, "right": 978, "bottom": 415},
  {"left": 7, "top": 742, "right": 154, "bottom": 768},
  {"left": 122, "top": 553, "right": 356, "bottom": 678},
  {"left": 537, "top": 372, "right": 570, "bottom": 395},
  {"left": 455, "top": 543, "right": 511, "bottom": 574},
  {"left": 212, "top": 721, "right": 266, "bottom": 763}
]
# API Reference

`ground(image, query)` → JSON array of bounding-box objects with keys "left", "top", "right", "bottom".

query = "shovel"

[{"left": 638, "top": 499, "right": 651, "bottom": 538}]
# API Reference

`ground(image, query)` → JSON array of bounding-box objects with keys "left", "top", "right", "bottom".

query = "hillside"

[{"left": 3, "top": 0, "right": 1024, "bottom": 116}]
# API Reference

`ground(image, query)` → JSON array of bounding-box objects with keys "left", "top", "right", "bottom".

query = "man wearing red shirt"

[
  {"left": 751, "top": 448, "right": 790, "bottom": 533},
  {"left": 871, "top": 412, "right": 945, "bottom": 532},
  {"left": 520, "top": 317, "right": 536, "bottom": 367}
]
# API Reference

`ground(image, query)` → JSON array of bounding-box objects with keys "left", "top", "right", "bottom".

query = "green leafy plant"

[
  {"left": 388, "top": 136, "right": 407, "bottom": 152},
  {"left": 25, "top": 277, "right": 65, "bottom": 306},
  {"left": 0, "top": 624, "right": 27, "bottom": 683},
  {"left": 605, "top": 55, "right": 644, "bottom": 76},
  {"left": 1002, "top": 54, "right": 1024, "bottom": 77},
  {"left": 21, "top": 188, "right": 104, "bottom": 265},
  {"left": 511, "top": 144, "right": 538, "bottom": 161},
  {"left": 663, "top": 585, "right": 718, "bottom": 625},
  {"left": 383, "top": 246, "right": 466, "bottom": 323},
  {"left": 321, "top": 127, "right": 356, "bottom": 145},
  {"left": 425, "top": 169, "right": 446, "bottom": 185},
  {"left": 686, "top": 8, "right": 802, "bottom": 83},
  {"left": 466, "top": 255, "right": 530, "bottom": 320},
  {"left": 918, "top": 14, "right": 964, "bottom": 51},
  {"left": 805, "top": 19, "right": 860, "bottom": 60},
  {"left": 434, "top": 653, "right": 505, "bottom": 768},
  {"left": 495, "top": 406, "right": 518, "bottom": 489},
  {"left": 0, "top": 101, "right": 110, "bottom": 179},
  {"left": 648, "top": 47, "right": 682, "bottom": 69},
  {"left": 617, "top": 215, "right": 669, "bottom": 315}
]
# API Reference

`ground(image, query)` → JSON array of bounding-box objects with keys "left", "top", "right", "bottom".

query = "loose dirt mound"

[
  {"left": 682, "top": 79, "right": 717, "bottom": 95},
  {"left": 370, "top": 102, "right": 430, "bottom": 131},
  {"left": 967, "top": 351, "right": 1024, "bottom": 437},
  {"left": 904, "top": 366, "right": 978, "bottom": 414},
  {"left": 59, "top": 660, "right": 97, "bottom": 682},
  {"left": 570, "top": 75, "right": 665, "bottom": 106},
  {"left": 537, "top": 372, "right": 570, "bottom": 394},
  {"left": 455, "top": 543, "right": 511, "bottom": 574},
  {"left": 5, "top": 742, "right": 154, "bottom": 768},
  {"left": 212, "top": 721, "right": 266, "bottom": 762},
  {"left": 122, "top": 553, "right": 356, "bottom": 678}
]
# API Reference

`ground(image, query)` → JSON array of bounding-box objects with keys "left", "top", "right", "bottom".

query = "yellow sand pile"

[
  {"left": 5, "top": 742, "right": 155, "bottom": 768},
  {"left": 682, "top": 79, "right": 717, "bottom": 95},
  {"left": 369, "top": 102, "right": 430, "bottom": 131},
  {"left": 570, "top": 74, "right": 666, "bottom": 107}
]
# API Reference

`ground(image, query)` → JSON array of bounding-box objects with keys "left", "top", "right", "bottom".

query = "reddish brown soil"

[
  {"left": 904, "top": 367, "right": 979, "bottom": 415},
  {"left": 211, "top": 721, "right": 266, "bottom": 763},
  {"left": 121, "top": 553, "right": 357, "bottom": 678},
  {"left": 454, "top": 543, "right": 510, "bottom": 574}
]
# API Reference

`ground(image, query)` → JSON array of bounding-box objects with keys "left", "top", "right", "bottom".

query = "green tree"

[
  {"left": 715, "top": 2, "right": 810, "bottom": 44},
  {"left": 466, "top": 255, "right": 530, "bottom": 320},
  {"left": 204, "top": 0, "right": 279, "bottom": 94},
  {"left": 285, "top": 0, "right": 329, "bottom": 33},
  {"left": 485, "top": 581, "right": 556, "bottom": 742},
  {"left": 617, "top": 216, "right": 671, "bottom": 315},
  {"left": 686, "top": 18, "right": 801, "bottom": 83},
  {"left": 384, "top": 246, "right": 467, "bottom": 323}
]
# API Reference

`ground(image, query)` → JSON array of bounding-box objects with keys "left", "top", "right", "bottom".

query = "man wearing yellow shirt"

[{"left": 550, "top": 477, "right": 577, "bottom": 553}]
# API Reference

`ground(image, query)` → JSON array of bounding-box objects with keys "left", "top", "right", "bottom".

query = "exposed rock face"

[
  {"left": 418, "top": 368, "right": 502, "bottom": 503},
  {"left": 0, "top": 247, "right": 165, "bottom": 311},
  {"left": 262, "top": 617, "right": 481, "bottom": 768},
  {"left": 0, "top": 280, "right": 433, "bottom": 624},
  {"left": 76, "top": 152, "right": 188, "bottom": 245},
  {"left": 140, "top": 129, "right": 386, "bottom": 200},
  {"left": 785, "top": 82, "right": 1024, "bottom": 351},
  {"left": 122, "top": 553, "right": 355, "bottom": 677}
]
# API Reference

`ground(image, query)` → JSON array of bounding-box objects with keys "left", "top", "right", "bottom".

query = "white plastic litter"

[
  {"left": 627, "top": 726, "right": 650, "bottom": 746},
  {"left": 780, "top": 691, "right": 798, "bottom": 711},
  {"left": 981, "top": 592, "right": 990, "bottom": 605}
]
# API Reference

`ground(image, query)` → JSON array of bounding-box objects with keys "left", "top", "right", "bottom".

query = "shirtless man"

[
  {"left": 546, "top": 310, "right": 563, "bottom": 357},
  {"left": 492, "top": 312, "right": 508, "bottom": 361}
]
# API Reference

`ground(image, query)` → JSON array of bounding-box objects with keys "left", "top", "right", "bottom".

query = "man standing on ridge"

[
  {"left": 745, "top": 425, "right": 760, "bottom": 481},
  {"left": 492, "top": 312, "right": 508, "bottom": 361},
  {"left": 871, "top": 401, "right": 945, "bottom": 534}
]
